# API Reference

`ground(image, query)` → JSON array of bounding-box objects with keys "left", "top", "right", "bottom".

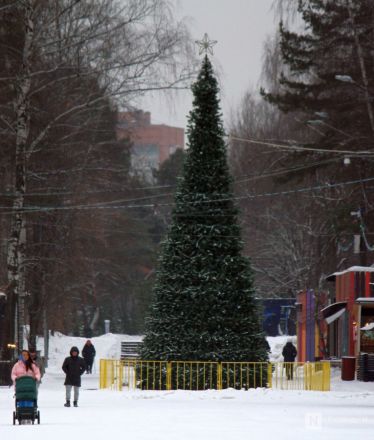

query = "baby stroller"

[{"left": 13, "top": 376, "right": 40, "bottom": 425}]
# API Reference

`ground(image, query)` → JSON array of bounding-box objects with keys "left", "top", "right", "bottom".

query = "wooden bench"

[{"left": 120, "top": 341, "right": 142, "bottom": 360}]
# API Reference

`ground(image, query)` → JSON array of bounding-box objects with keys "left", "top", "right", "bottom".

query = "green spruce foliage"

[
  {"left": 259, "top": 0, "right": 374, "bottom": 266},
  {"left": 262, "top": 0, "right": 374, "bottom": 153},
  {"left": 141, "top": 56, "right": 269, "bottom": 363},
  {"left": 153, "top": 148, "right": 185, "bottom": 186}
]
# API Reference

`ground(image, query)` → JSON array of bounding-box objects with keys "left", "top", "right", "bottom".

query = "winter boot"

[
  {"left": 64, "top": 400, "right": 71, "bottom": 407},
  {"left": 73, "top": 401, "right": 78, "bottom": 407}
]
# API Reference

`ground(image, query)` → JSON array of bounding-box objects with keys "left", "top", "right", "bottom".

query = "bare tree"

[
  {"left": 0, "top": 0, "right": 195, "bottom": 352},
  {"left": 271, "top": 0, "right": 300, "bottom": 24},
  {"left": 229, "top": 0, "right": 374, "bottom": 302}
]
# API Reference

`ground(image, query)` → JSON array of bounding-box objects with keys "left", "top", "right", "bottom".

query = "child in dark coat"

[{"left": 62, "top": 346, "right": 86, "bottom": 407}]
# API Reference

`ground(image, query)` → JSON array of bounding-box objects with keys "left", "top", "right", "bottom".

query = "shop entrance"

[{"left": 360, "top": 305, "right": 374, "bottom": 353}]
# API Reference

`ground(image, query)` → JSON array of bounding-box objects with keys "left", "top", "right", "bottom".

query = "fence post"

[
  {"left": 304, "top": 363, "right": 311, "bottom": 390},
  {"left": 267, "top": 363, "right": 273, "bottom": 389},
  {"left": 166, "top": 362, "right": 172, "bottom": 390},
  {"left": 323, "top": 362, "right": 331, "bottom": 391},
  {"left": 99, "top": 359, "right": 106, "bottom": 389},
  {"left": 118, "top": 360, "right": 123, "bottom": 391},
  {"left": 217, "top": 362, "right": 222, "bottom": 390}
]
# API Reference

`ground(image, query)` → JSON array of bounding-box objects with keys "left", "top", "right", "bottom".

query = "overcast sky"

[{"left": 140, "top": 0, "right": 276, "bottom": 130}]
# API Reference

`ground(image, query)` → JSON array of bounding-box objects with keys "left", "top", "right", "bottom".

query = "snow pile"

[
  {"left": 36, "top": 332, "right": 142, "bottom": 372},
  {"left": 36, "top": 333, "right": 292, "bottom": 369},
  {"left": 38, "top": 333, "right": 291, "bottom": 367},
  {"left": 267, "top": 335, "right": 297, "bottom": 362}
]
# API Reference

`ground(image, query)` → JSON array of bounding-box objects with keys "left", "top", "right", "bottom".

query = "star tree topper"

[{"left": 195, "top": 33, "right": 217, "bottom": 56}]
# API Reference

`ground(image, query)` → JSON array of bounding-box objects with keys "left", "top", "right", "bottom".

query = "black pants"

[
  {"left": 285, "top": 363, "right": 294, "bottom": 380},
  {"left": 85, "top": 360, "right": 93, "bottom": 373}
]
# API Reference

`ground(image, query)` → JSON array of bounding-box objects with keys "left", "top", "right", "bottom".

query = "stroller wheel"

[
  {"left": 13, "top": 411, "right": 16, "bottom": 425},
  {"left": 37, "top": 411, "right": 40, "bottom": 424}
]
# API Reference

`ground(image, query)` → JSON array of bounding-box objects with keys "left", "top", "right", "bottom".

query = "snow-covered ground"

[{"left": 1, "top": 333, "right": 374, "bottom": 439}]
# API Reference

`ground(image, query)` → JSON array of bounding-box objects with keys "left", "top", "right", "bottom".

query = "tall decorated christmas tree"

[{"left": 141, "top": 39, "right": 268, "bottom": 364}]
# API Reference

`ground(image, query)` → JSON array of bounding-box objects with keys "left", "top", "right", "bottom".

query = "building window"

[
  {"left": 355, "top": 272, "right": 360, "bottom": 299},
  {"left": 371, "top": 273, "right": 374, "bottom": 297},
  {"left": 361, "top": 272, "right": 366, "bottom": 297}
]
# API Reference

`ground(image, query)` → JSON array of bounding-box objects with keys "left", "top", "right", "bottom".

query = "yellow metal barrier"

[
  {"left": 271, "top": 362, "right": 330, "bottom": 391},
  {"left": 221, "top": 362, "right": 269, "bottom": 389},
  {"left": 171, "top": 361, "right": 221, "bottom": 390},
  {"left": 100, "top": 360, "right": 330, "bottom": 392}
]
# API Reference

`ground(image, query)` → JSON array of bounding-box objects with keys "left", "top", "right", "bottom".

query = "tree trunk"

[{"left": 6, "top": 0, "right": 34, "bottom": 351}]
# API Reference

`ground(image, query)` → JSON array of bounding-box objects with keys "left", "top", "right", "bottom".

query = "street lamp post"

[{"left": 335, "top": 74, "right": 374, "bottom": 98}]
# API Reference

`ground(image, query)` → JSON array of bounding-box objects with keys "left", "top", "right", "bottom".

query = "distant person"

[
  {"left": 11, "top": 350, "right": 41, "bottom": 385},
  {"left": 62, "top": 346, "right": 86, "bottom": 407},
  {"left": 282, "top": 339, "right": 297, "bottom": 380},
  {"left": 82, "top": 340, "right": 96, "bottom": 374},
  {"left": 29, "top": 348, "right": 45, "bottom": 380}
]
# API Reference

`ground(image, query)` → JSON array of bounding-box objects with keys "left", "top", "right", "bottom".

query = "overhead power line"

[
  {"left": 229, "top": 134, "right": 374, "bottom": 156},
  {"left": 0, "top": 157, "right": 342, "bottom": 198},
  {"left": 0, "top": 175, "right": 373, "bottom": 215}
]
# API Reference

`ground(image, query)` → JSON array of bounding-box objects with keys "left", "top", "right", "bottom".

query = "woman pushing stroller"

[
  {"left": 11, "top": 350, "right": 41, "bottom": 425},
  {"left": 11, "top": 350, "right": 41, "bottom": 384}
]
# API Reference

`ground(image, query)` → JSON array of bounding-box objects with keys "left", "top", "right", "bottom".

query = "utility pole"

[
  {"left": 0, "top": 292, "right": 6, "bottom": 359},
  {"left": 352, "top": 208, "right": 371, "bottom": 266}
]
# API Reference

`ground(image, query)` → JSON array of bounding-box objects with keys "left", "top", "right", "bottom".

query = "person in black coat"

[
  {"left": 62, "top": 346, "right": 86, "bottom": 407},
  {"left": 282, "top": 339, "right": 297, "bottom": 380},
  {"left": 82, "top": 340, "right": 96, "bottom": 374}
]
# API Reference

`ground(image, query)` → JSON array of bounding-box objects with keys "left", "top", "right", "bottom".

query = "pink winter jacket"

[{"left": 11, "top": 360, "right": 41, "bottom": 384}]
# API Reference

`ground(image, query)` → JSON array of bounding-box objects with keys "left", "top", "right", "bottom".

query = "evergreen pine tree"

[
  {"left": 141, "top": 55, "right": 269, "bottom": 363},
  {"left": 262, "top": 0, "right": 374, "bottom": 153},
  {"left": 260, "top": 0, "right": 374, "bottom": 263}
]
